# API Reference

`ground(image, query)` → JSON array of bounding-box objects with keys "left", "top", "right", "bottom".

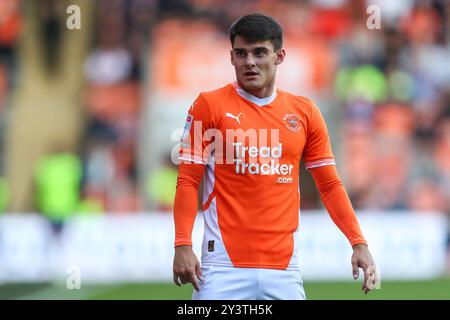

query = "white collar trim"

[{"left": 232, "top": 81, "right": 277, "bottom": 107}]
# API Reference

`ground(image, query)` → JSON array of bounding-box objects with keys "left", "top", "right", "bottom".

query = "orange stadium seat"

[{"left": 84, "top": 82, "right": 141, "bottom": 121}]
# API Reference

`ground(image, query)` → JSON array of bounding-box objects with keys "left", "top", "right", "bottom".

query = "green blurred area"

[
  {"left": 34, "top": 153, "right": 82, "bottom": 222},
  {"left": 1, "top": 278, "right": 449, "bottom": 300}
]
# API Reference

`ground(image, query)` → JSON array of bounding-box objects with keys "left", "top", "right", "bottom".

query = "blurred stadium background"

[{"left": 0, "top": 0, "right": 449, "bottom": 300}]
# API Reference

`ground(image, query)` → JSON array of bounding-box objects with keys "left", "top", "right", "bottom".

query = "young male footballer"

[{"left": 173, "top": 13, "right": 378, "bottom": 300}]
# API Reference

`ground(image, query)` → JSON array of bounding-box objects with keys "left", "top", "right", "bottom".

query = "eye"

[
  {"left": 254, "top": 50, "right": 264, "bottom": 57},
  {"left": 235, "top": 50, "right": 246, "bottom": 58},
  {"left": 254, "top": 49, "right": 267, "bottom": 57}
]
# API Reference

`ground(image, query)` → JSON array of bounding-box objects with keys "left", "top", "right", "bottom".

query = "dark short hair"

[{"left": 229, "top": 14, "right": 283, "bottom": 51}]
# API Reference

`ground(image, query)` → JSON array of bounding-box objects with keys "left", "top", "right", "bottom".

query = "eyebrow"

[{"left": 233, "top": 47, "right": 270, "bottom": 52}]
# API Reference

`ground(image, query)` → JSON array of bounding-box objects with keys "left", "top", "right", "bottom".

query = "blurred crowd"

[{"left": 0, "top": 0, "right": 449, "bottom": 221}]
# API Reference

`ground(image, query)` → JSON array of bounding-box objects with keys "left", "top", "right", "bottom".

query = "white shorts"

[{"left": 192, "top": 265, "right": 306, "bottom": 300}]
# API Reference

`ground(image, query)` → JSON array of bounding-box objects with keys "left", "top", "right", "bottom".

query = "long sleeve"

[
  {"left": 174, "top": 92, "right": 214, "bottom": 247},
  {"left": 310, "top": 165, "right": 367, "bottom": 248},
  {"left": 173, "top": 162, "right": 206, "bottom": 247}
]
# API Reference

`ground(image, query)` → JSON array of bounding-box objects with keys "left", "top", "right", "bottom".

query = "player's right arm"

[
  {"left": 173, "top": 163, "right": 205, "bottom": 291},
  {"left": 173, "top": 94, "right": 213, "bottom": 291}
]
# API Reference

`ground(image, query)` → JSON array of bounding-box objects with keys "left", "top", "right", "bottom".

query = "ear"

[
  {"left": 230, "top": 49, "right": 235, "bottom": 66},
  {"left": 275, "top": 49, "right": 286, "bottom": 65}
]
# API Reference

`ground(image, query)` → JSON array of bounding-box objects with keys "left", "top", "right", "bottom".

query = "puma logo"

[{"left": 225, "top": 112, "right": 243, "bottom": 124}]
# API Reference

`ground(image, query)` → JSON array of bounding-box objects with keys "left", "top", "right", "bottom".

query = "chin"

[{"left": 240, "top": 80, "right": 263, "bottom": 91}]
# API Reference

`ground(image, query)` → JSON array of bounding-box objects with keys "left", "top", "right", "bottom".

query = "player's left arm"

[
  {"left": 303, "top": 102, "right": 378, "bottom": 293},
  {"left": 310, "top": 165, "right": 378, "bottom": 294}
]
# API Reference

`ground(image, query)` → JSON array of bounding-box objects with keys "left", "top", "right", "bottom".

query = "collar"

[{"left": 232, "top": 81, "right": 277, "bottom": 107}]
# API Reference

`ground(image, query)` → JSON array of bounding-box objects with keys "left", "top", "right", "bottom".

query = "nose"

[{"left": 245, "top": 54, "right": 256, "bottom": 67}]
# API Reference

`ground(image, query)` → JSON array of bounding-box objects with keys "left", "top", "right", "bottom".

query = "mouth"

[{"left": 244, "top": 71, "right": 259, "bottom": 77}]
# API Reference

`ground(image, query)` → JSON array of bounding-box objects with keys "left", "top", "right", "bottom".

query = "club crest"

[{"left": 283, "top": 113, "right": 302, "bottom": 132}]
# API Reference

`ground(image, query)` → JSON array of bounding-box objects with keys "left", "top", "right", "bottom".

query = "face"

[{"left": 230, "top": 36, "right": 285, "bottom": 96}]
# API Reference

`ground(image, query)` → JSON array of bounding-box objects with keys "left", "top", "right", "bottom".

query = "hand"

[
  {"left": 351, "top": 244, "right": 378, "bottom": 294},
  {"left": 173, "top": 245, "right": 203, "bottom": 291}
]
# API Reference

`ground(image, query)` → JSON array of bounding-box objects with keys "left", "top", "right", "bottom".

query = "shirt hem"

[{"left": 201, "top": 261, "right": 300, "bottom": 271}]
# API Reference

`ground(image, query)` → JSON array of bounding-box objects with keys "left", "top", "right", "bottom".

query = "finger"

[
  {"left": 368, "top": 265, "right": 376, "bottom": 285},
  {"left": 352, "top": 262, "right": 359, "bottom": 280},
  {"left": 366, "top": 275, "right": 374, "bottom": 291},
  {"left": 361, "top": 266, "right": 370, "bottom": 292},
  {"left": 173, "top": 273, "right": 181, "bottom": 287},
  {"left": 180, "top": 276, "right": 188, "bottom": 285},
  {"left": 374, "top": 267, "right": 381, "bottom": 288},
  {"left": 363, "top": 279, "right": 371, "bottom": 294},
  {"left": 176, "top": 272, "right": 188, "bottom": 285},
  {"left": 188, "top": 272, "right": 200, "bottom": 291},
  {"left": 364, "top": 266, "right": 376, "bottom": 293},
  {"left": 195, "top": 263, "right": 203, "bottom": 282},
  {"left": 366, "top": 275, "right": 374, "bottom": 293},
  {"left": 363, "top": 266, "right": 371, "bottom": 285},
  {"left": 371, "top": 265, "right": 380, "bottom": 287}
]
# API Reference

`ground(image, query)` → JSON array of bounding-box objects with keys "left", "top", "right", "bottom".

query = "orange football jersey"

[{"left": 176, "top": 82, "right": 338, "bottom": 269}]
